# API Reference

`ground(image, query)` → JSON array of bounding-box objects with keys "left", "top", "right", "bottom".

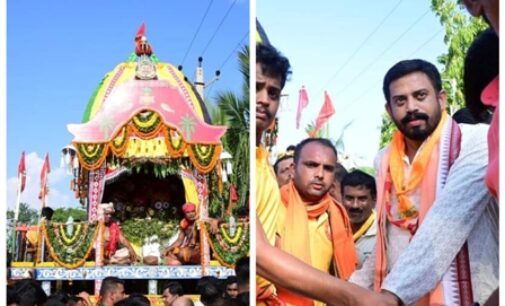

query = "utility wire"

[
  {"left": 201, "top": 0, "right": 238, "bottom": 56},
  {"left": 332, "top": 9, "right": 431, "bottom": 98},
  {"left": 320, "top": 0, "right": 404, "bottom": 92},
  {"left": 218, "top": 31, "right": 249, "bottom": 70},
  {"left": 326, "top": 25, "right": 441, "bottom": 122},
  {"left": 408, "top": 28, "right": 444, "bottom": 57},
  {"left": 181, "top": 0, "right": 215, "bottom": 66},
  {"left": 206, "top": 32, "right": 248, "bottom": 99}
]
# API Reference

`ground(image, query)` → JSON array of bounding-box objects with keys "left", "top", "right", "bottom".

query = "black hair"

[
  {"left": 256, "top": 43, "right": 292, "bottom": 89},
  {"left": 13, "top": 279, "right": 48, "bottom": 306},
  {"left": 383, "top": 59, "right": 442, "bottom": 103},
  {"left": 7, "top": 286, "right": 20, "bottom": 306},
  {"left": 225, "top": 276, "right": 238, "bottom": 286},
  {"left": 294, "top": 138, "right": 337, "bottom": 165},
  {"left": 464, "top": 28, "right": 498, "bottom": 123},
  {"left": 41, "top": 207, "right": 54, "bottom": 221},
  {"left": 234, "top": 256, "right": 250, "bottom": 287},
  {"left": 452, "top": 107, "right": 480, "bottom": 124},
  {"left": 46, "top": 291, "right": 69, "bottom": 305},
  {"left": 341, "top": 170, "right": 377, "bottom": 199},
  {"left": 100, "top": 277, "right": 125, "bottom": 297},
  {"left": 113, "top": 297, "right": 150, "bottom": 306},
  {"left": 124, "top": 293, "right": 151, "bottom": 306},
  {"left": 67, "top": 296, "right": 87, "bottom": 306},
  {"left": 197, "top": 277, "right": 222, "bottom": 305},
  {"left": 162, "top": 282, "right": 184, "bottom": 296}
]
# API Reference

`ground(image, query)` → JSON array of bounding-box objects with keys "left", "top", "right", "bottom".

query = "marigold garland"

[
  {"left": 59, "top": 223, "right": 83, "bottom": 245},
  {"left": 109, "top": 127, "right": 129, "bottom": 155},
  {"left": 165, "top": 128, "right": 187, "bottom": 157},
  {"left": 74, "top": 119, "right": 222, "bottom": 173},
  {"left": 42, "top": 222, "right": 102, "bottom": 269},
  {"left": 202, "top": 220, "right": 249, "bottom": 268},
  {"left": 188, "top": 144, "right": 221, "bottom": 173}
]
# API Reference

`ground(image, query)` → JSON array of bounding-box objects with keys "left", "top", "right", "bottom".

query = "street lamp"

[
  {"left": 219, "top": 151, "right": 233, "bottom": 183},
  {"left": 61, "top": 145, "right": 80, "bottom": 193}
]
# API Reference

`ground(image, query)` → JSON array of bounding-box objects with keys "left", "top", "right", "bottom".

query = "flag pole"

[
  {"left": 38, "top": 153, "right": 50, "bottom": 263},
  {"left": 11, "top": 172, "right": 23, "bottom": 257}
]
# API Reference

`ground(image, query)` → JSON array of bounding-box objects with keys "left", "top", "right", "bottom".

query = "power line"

[
  {"left": 320, "top": 0, "right": 404, "bottom": 92},
  {"left": 332, "top": 9, "right": 431, "bottom": 98},
  {"left": 181, "top": 0, "right": 215, "bottom": 66},
  {"left": 332, "top": 27, "right": 442, "bottom": 117},
  {"left": 347, "top": 29, "right": 444, "bottom": 108},
  {"left": 201, "top": 0, "right": 238, "bottom": 56},
  {"left": 206, "top": 32, "right": 248, "bottom": 99},
  {"left": 218, "top": 31, "right": 249, "bottom": 70},
  {"left": 408, "top": 28, "right": 444, "bottom": 57}
]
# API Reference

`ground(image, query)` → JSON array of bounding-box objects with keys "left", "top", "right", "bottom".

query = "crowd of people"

[
  {"left": 255, "top": 0, "right": 499, "bottom": 305},
  {"left": 7, "top": 256, "right": 249, "bottom": 306}
]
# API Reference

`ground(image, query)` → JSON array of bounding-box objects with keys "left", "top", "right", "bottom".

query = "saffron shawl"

[{"left": 374, "top": 114, "right": 471, "bottom": 305}]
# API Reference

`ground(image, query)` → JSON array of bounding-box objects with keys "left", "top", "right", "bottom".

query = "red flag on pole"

[
  {"left": 18, "top": 151, "right": 26, "bottom": 193},
  {"left": 296, "top": 86, "right": 309, "bottom": 129},
  {"left": 38, "top": 153, "right": 51, "bottom": 204},
  {"left": 226, "top": 184, "right": 239, "bottom": 216},
  {"left": 309, "top": 91, "right": 335, "bottom": 137}
]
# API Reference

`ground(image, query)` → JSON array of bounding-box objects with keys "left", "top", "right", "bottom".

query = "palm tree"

[{"left": 211, "top": 46, "right": 249, "bottom": 214}]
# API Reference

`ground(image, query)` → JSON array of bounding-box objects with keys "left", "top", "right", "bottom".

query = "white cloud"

[{"left": 7, "top": 152, "right": 80, "bottom": 212}]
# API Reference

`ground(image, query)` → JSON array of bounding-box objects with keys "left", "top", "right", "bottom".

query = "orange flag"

[
  {"left": 38, "top": 153, "right": 51, "bottom": 204},
  {"left": 309, "top": 91, "right": 335, "bottom": 137}
]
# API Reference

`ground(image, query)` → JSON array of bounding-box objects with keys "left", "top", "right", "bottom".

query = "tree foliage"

[
  {"left": 7, "top": 203, "right": 38, "bottom": 225},
  {"left": 379, "top": 0, "right": 487, "bottom": 146},
  {"left": 431, "top": 0, "right": 488, "bottom": 109},
  {"left": 209, "top": 46, "right": 250, "bottom": 216},
  {"left": 52, "top": 208, "right": 88, "bottom": 223}
]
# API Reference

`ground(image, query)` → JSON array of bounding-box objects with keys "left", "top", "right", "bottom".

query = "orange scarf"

[
  {"left": 387, "top": 112, "right": 448, "bottom": 232},
  {"left": 256, "top": 284, "right": 286, "bottom": 306},
  {"left": 375, "top": 113, "right": 466, "bottom": 305},
  {"left": 278, "top": 181, "right": 356, "bottom": 306}
]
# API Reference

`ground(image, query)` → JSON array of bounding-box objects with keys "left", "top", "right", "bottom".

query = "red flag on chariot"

[{"left": 309, "top": 91, "right": 335, "bottom": 137}]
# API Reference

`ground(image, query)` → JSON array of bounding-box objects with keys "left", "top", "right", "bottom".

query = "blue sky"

[
  {"left": 257, "top": 0, "right": 449, "bottom": 168},
  {"left": 6, "top": 0, "right": 249, "bottom": 211}
]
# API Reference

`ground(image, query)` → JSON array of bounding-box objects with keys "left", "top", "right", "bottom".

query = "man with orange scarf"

[
  {"left": 349, "top": 59, "right": 498, "bottom": 305},
  {"left": 101, "top": 203, "right": 139, "bottom": 265},
  {"left": 255, "top": 41, "right": 396, "bottom": 306},
  {"left": 276, "top": 138, "right": 357, "bottom": 306}
]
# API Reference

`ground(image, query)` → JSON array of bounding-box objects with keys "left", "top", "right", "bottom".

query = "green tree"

[
  {"left": 379, "top": 0, "right": 487, "bottom": 146},
  {"left": 7, "top": 203, "right": 38, "bottom": 225},
  {"left": 52, "top": 208, "right": 88, "bottom": 223},
  {"left": 210, "top": 46, "right": 250, "bottom": 215},
  {"left": 431, "top": 0, "right": 487, "bottom": 109}
]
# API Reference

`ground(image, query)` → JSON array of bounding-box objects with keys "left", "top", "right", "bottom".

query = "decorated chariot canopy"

[{"left": 67, "top": 23, "right": 226, "bottom": 173}]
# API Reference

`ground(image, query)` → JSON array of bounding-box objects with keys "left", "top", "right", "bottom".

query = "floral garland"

[
  {"left": 131, "top": 111, "right": 162, "bottom": 135},
  {"left": 188, "top": 144, "right": 221, "bottom": 173},
  {"left": 59, "top": 223, "right": 83, "bottom": 245},
  {"left": 202, "top": 220, "right": 249, "bottom": 268},
  {"left": 75, "top": 123, "right": 222, "bottom": 173},
  {"left": 76, "top": 143, "right": 107, "bottom": 170},
  {"left": 43, "top": 222, "right": 102, "bottom": 269}
]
